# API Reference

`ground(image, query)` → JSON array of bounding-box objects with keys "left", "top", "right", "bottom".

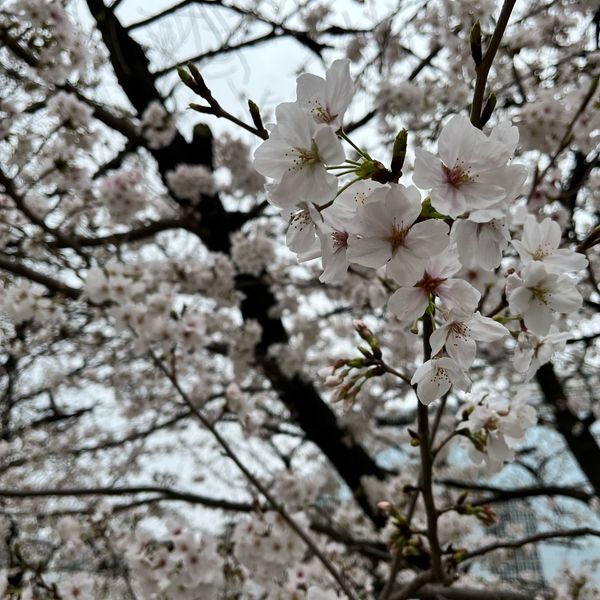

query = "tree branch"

[
  {"left": 149, "top": 349, "right": 360, "bottom": 600},
  {"left": 0, "top": 255, "right": 81, "bottom": 300},
  {"left": 0, "top": 485, "right": 254, "bottom": 512},
  {"left": 470, "top": 0, "right": 517, "bottom": 128},
  {"left": 462, "top": 527, "right": 600, "bottom": 561},
  {"left": 535, "top": 363, "right": 600, "bottom": 497},
  {"left": 437, "top": 478, "right": 593, "bottom": 505}
]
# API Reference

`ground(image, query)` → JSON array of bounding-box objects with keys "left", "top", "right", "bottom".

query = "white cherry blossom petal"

[
  {"left": 436, "top": 279, "right": 480, "bottom": 314},
  {"left": 388, "top": 286, "right": 428, "bottom": 322}
]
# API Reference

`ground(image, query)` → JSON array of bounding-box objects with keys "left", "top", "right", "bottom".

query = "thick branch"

[
  {"left": 53, "top": 219, "right": 192, "bottom": 248},
  {"left": 535, "top": 363, "right": 600, "bottom": 497}
]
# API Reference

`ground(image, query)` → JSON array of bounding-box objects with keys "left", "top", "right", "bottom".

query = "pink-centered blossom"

[
  {"left": 388, "top": 249, "right": 480, "bottom": 322},
  {"left": 316, "top": 181, "right": 386, "bottom": 283},
  {"left": 430, "top": 310, "right": 508, "bottom": 368},
  {"left": 411, "top": 357, "right": 471, "bottom": 405},
  {"left": 513, "top": 325, "right": 571, "bottom": 379},
  {"left": 346, "top": 183, "right": 449, "bottom": 285},
  {"left": 286, "top": 202, "right": 322, "bottom": 262},
  {"left": 459, "top": 389, "right": 536, "bottom": 473},
  {"left": 512, "top": 214, "right": 588, "bottom": 273},
  {"left": 254, "top": 102, "right": 345, "bottom": 207},
  {"left": 296, "top": 59, "right": 354, "bottom": 129},
  {"left": 506, "top": 262, "right": 582, "bottom": 335},
  {"left": 413, "top": 116, "right": 527, "bottom": 218},
  {"left": 317, "top": 197, "right": 354, "bottom": 283}
]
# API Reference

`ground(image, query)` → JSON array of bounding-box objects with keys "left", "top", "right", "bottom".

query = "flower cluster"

[
  {"left": 507, "top": 215, "right": 586, "bottom": 335},
  {"left": 253, "top": 62, "right": 586, "bottom": 414},
  {"left": 458, "top": 389, "right": 537, "bottom": 473},
  {"left": 166, "top": 163, "right": 216, "bottom": 202},
  {"left": 99, "top": 167, "right": 147, "bottom": 222},
  {"left": 6, "top": 0, "right": 89, "bottom": 83},
  {"left": 47, "top": 91, "right": 94, "bottom": 130},
  {"left": 216, "top": 133, "right": 266, "bottom": 195},
  {"left": 139, "top": 101, "right": 178, "bottom": 149},
  {"left": 232, "top": 512, "right": 310, "bottom": 590},
  {"left": 126, "top": 522, "right": 224, "bottom": 599}
]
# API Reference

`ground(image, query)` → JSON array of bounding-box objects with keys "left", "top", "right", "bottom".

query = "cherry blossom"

[
  {"left": 216, "top": 133, "right": 265, "bottom": 195},
  {"left": 346, "top": 183, "right": 449, "bottom": 284},
  {"left": 388, "top": 249, "right": 480, "bottom": 322},
  {"left": 47, "top": 91, "right": 94, "bottom": 129},
  {"left": 512, "top": 214, "right": 588, "bottom": 273},
  {"left": 453, "top": 216, "right": 510, "bottom": 270},
  {"left": 317, "top": 195, "right": 356, "bottom": 283},
  {"left": 2, "top": 2, "right": 599, "bottom": 598},
  {"left": 430, "top": 310, "right": 508, "bottom": 367},
  {"left": 296, "top": 59, "right": 354, "bottom": 129},
  {"left": 286, "top": 202, "right": 323, "bottom": 261},
  {"left": 506, "top": 262, "right": 583, "bottom": 335},
  {"left": 413, "top": 115, "right": 527, "bottom": 218},
  {"left": 513, "top": 325, "right": 571, "bottom": 379},
  {"left": 253, "top": 102, "right": 345, "bottom": 206},
  {"left": 411, "top": 357, "right": 471, "bottom": 405},
  {"left": 166, "top": 163, "right": 216, "bottom": 202},
  {"left": 317, "top": 179, "right": 386, "bottom": 276},
  {"left": 459, "top": 389, "right": 536, "bottom": 472},
  {"left": 140, "top": 101, "right": 177, "bottom": 149},
  {"left": 57, "top": 575, "right": 94, "bottom": 599}
]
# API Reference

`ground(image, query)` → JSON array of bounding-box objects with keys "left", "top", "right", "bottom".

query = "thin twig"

[
  {"left": 149, "top": 350, "right": 360, "bottom": 600},
  {"left": 462, "top": 527, "right": 600, "bottom": 561},
  {"left": 0, "top": 486, "right": 254, "bottom": 511}
]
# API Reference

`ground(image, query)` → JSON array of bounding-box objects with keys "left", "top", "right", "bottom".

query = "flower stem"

[
  {"left": 339, "top": 131, "right": 372, "bottom": 160},
  {"left": 326, "top": 164, "right": 359, "bottom": 170},
  {"left": 318, "top": 177, "right": 363, "bottom": 211}
]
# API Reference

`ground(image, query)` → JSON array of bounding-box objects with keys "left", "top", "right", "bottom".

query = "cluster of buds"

[
  {"left": 453, "top": 491, "right": 497, "bottom": 527},
  {"left": 178, "top": 63, "right": 269, "bottom": 139},
  {"left": 377, "top": 501, "right": 431, "bottom": 570},
  {"left": 318, "top": 321, "right": 385, "bottom": 409},
  {"left": 459, "top": 503, "right": 497, "bottom": 527},
  {"left": 350, "top": 127, "right": 408, "bottom": 184}
]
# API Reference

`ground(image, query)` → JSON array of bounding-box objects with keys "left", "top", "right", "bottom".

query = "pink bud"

[
  {"left": 318, "top": 366, "right": 334, "bottom": 379},
  {"left": 325, "top": 375, "right": 341, "bottom": 387}
]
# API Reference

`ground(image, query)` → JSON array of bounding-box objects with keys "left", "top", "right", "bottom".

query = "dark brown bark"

[{"left": 536, "top": 363, "right": 600, "bottom": 497}]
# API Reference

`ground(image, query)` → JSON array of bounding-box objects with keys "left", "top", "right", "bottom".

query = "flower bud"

[
  {"left": 318, "top": 366, "right": 334, "bottom": 379},
  {"left": 391, "top": 128, "right": 407, "bottom": 179},
  {"left": 470, "top": 21, "right": 482, "bottom": 66}
]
